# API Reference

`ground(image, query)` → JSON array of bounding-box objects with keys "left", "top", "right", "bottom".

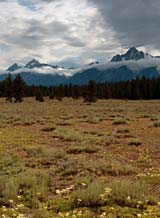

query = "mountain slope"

[
  {"left": 20, "top": 72, "right": 66, "bottom": 86},
  {"left": 68, "top": 66, "right": 134, "bottom": 85},
  {"left": 25, "top": 59, "right": 61, "bottom": 69},
  {"left": 111, "top": 47, "right": 152, "bottom": 62},
  {"left": 2, "top": 47, "right": 160, "bottom": 86},
  {"left": 7, "top": 63, "right": 22, "bottom": 72}
]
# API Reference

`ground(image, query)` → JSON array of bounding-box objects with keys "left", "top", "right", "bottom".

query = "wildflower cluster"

[
  {"left": 99, "top": 187, "right": 112, "bottom": 203},
  {"left": 56, "top": 184, "right": 75, "bottom": 196},
  {"left": 58, "top": 210, "right": 82, "bottom": 218},
  {"left": 99, "top": 212, "right": 107, "bottom": 218},
  {"left": 0, "top": 196, "right": 26, "bottom": 218},
  {"left": 136, "top": 204, "right": 160, "bottom": 218},
  {"left": 58, "top": 209, "right": 93, "bottom": 218},
  {"left": 137, "top": 167, "right": 160, "bottom": 178},
  {"left": 137, "top": 167, "right": 160, "bottom": 187}
]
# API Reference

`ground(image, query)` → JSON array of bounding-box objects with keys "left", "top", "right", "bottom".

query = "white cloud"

[
  {"left": 4, "top": 0, "right": 160, "bottom": 71},
  {"left": 12, "top": 66, "right": 74, "bottom": 77},
  {"left": 0, "top": 0, "right": 121, "bottom": 69}
]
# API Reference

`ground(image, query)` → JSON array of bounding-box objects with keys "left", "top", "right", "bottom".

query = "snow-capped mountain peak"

[
  {"left": 4, "top": 47, "right": 160, "bottom": 86},
  {"left": 111, "top": 47, "right": 152, "bottom": 62},
  {"left": 7, "top": 63, "right": 22, "bottom": 72},
  {"left": 25, "top": 59, "right": 41, "bottom": 69}
]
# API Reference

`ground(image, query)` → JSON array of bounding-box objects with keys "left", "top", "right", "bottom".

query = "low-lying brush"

[
  {"left": 113, "top": 118, "right": 128, "bottom": 125},
  {"left": 128, "top": 138, "right": 142, "bottom": 146},
  {"left": 110, "top": 180, "right": 147, "bottom": 208},
  {"left": 84, "top": 159, "right": 137, "bottom": 176},
  {"left": 25, "top": 146, "right": 66, "bottom": 160},
  {"left": 66, "top": 179, "right": 155, "bottom": 211},
  {"left": 0, "top": 98, "right": 160, "bottom": 217},
  {"left": 66, "top": 144, "right": 99, "bottom": 154},
  {"left": 153, "top": 120, "right": 160, "bottom": 127},
  {"left": 71, "top": 180, "right": 106, "bottom": 208},
  {"left": 117, "top": 127, "right": 130, "bottom": 133},
  {"left": 41, "top": 127, "right": 56, "bottom": 132},
  {"left": 0, "top": 171, "right": 51, "bottom": 208}
]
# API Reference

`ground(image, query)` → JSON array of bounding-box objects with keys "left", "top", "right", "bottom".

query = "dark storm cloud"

[{"left": 90, "top": 0, "right": 160, "bottom": 49}]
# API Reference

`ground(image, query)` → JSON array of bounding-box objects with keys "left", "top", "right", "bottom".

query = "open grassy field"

[{"left": 0, "top": 98, "right": 160, "bottom": 218}]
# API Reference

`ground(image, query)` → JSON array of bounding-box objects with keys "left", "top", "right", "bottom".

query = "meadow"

[{"left": 0, "top": 98, "right": 160, "bottom": 218}]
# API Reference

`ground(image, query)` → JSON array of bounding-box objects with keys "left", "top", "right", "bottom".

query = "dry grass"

[{"left": 0, "top": 98, "right": 159, "bottom": 217}]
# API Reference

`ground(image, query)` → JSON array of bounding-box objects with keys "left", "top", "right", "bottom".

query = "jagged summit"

[
  {"left": 25, "top": 59, "right": 41, "bottom": 69},
  {"left": 111, "top": 47, "right": 151, "bottom": 62},
  {"left": 7, "top": 59, "right": 63, "bottom": 72},
  {"left": 4, "top": 47, "right": 160, "bottom": 86},
  {"left": 7, "top": 63, "right": 22, "bottom": 72},
  {"left": 25, "top": 59, "right": 63, "bottom": 69}
]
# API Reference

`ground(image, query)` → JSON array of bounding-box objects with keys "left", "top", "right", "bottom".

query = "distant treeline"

[{"left": 0, "top": 74, "right": 160, "bottom": 102}]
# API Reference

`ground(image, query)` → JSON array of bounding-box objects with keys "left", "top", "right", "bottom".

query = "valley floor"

[{"left": 0, "top": 98, "right": 160, "bottom": 217}]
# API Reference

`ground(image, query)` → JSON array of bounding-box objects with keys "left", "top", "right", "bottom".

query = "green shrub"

[
  {"left": 25, "top": 146, "right": 44, "bottom": 157},
  {"left": 110, "top": 180, "right": 146, "bottom": 208},
  {"left": 143, "top": 175, "right": 160, "bottom": 185},
  {"left": 113, "top": 118, "right": 127, "bottom": 125},
  {"left": 33, "top": 208, "right": 54, "bottom": 218},
  {"left": 84, "top": 159, "right": 137, "bottom": 176},
  {"left": 53, "top": 128, "right": 83, "bottom": 142},
  {"left": 86, "top": 116, "right": 102, "bottom": 124},
  {"left": 0, "top": 155, "right": 24, "bottom": 176},
  {"left": 25, "top": 146, "right": 66, "bottom": 160},
  {"left": 71, "top": 180, "right": 106, "bottom": 208},
  {"left": 53, "top": 127, "right": 113, "bottom": 146},
  {"left": 153, "top": 120, "right": 160, "bottom": 127},
  {"left": 41, "top": 127, "right": 56, "bottom": 132},
  {"left": 117, "top": 127, "right": 130, "bottom": 133},
  {"left": 106, "top": 162, "right": 137, "bottom": 176},
  {"left": 0, "top": 176, "right": 18, "bottom": 204},
  {"left": 66, "top": 145, "right": 99, "bottom": 154},
  {"left": 16, "top": 171, "right": 50, "bottom": 208},
  {"left": 56, "top": 199, "right": 73, "bottom": 212},
  {"left": 128, "top": 138, "right": 141, "bottom": 146},
  {"left": 43, "top": 148, "right": 66, "bottom": 160}
]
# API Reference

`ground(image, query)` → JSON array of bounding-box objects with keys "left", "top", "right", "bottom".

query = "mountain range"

[{"left": 1, "top": 47, "right": 160, "bottom": 86}]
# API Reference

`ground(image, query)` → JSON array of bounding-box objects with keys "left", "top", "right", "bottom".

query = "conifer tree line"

[
  {"left": 0, "top": 74, "right": 160, "bottom": 102},
  {"left": 3, "top": 74, "right": 25, "bottom": 102}
]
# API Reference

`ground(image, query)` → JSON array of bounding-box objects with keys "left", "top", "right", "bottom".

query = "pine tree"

[
  {"left": 5, "top": 73, "right": 13, "bottom": 102},
  {"left": 13, "top": 74, "right": 25, "bottom": 103},
  {"left": 56, "top": 85, "right": 64, "bottom": 101},
  {"left": 49, "top": 86, "right": 54, "bottom": 99},
  {"left": 35, "top": 88, "right": 44, "bottom": 102},
  {"left": 130, "top": 80, "right": 141, "bottom": 100},
  {"left": 72, "top": 85, "right": 81, "bottom": 99},
  {"left": 84, "top": 80, "right": 97, "bottom": 102}
]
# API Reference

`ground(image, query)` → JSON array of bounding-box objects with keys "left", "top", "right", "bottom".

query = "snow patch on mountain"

[{"left": 4, "top": 47, "right": 160, "bottom": 79}]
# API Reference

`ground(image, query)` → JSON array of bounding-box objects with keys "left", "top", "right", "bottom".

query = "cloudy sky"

[{"left": 0, "top": 0, "right": 160, "bottom": 69}]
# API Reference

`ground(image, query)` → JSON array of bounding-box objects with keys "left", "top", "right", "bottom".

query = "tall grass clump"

[
  {"left": 110, "top": 180, "right": 146, "bottom": 208},
  {"left": 71, "top": 180, "right": 106, "bottom": 208}
]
